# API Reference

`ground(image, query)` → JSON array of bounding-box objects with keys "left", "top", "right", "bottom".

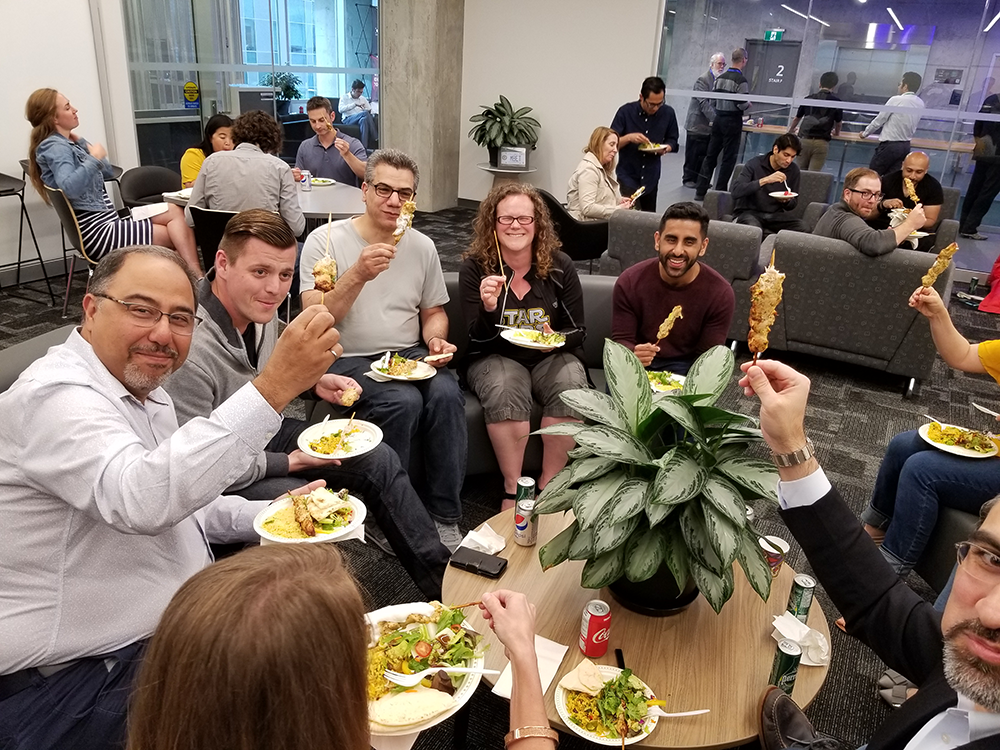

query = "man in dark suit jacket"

[{"left": 739, "top": 358, "right": 1000, "bottom": 750}]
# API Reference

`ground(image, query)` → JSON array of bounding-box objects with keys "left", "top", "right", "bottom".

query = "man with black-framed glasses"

[
  {"left": 298, "top": 149, "right": 467, "bottom": 552},
  {"left": 814, "top": 166, "right": 926, "bottom": 256},
  {"left": 0, "top": 244, "right": 340, "bottom": 749},
  {"left": 738, "top": 358, "right": 1000, "bottom": 750}
]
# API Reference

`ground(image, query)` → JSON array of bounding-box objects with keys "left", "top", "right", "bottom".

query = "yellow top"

[
  {"left": 977, "top": 340, "right": 1000, "bottom": 386},
  {"left": 179, "top": 147, "right": 206, "bottom": 187}
]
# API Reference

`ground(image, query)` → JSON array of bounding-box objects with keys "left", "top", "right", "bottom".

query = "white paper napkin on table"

[
  {"left": 492, "top": 635, "right": 569, "bottom": 699},
  {"left": 458, "top": 523, "right": 506, "bottom": 554},
  {"left": 770, "top": 612, "right": 831, "bottom": 666},
  {"left": 370, "top": 732, "right": 420, "bottom": 750}
]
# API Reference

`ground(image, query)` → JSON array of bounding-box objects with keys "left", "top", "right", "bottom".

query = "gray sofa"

[
  {"left": 598, "top": 210, "right": 762, "bottom": 343},
  {"left": 0, "top": 326, "right": 75, "bottom": 393},
  {"left": 757, "top": 230, "right": 953, "bottom": 385}
]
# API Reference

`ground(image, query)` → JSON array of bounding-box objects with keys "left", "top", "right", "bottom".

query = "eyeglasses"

[
  {"left": 368, "top": 182, "right": 415, "bottom": 201},
  {"left": 847, "top": 188, "right": 883, "bottom": 201},
  {"left": 497, "top": 215, "right": 535, "bottom": 226},
  {"left": 93, "top": 293, "right": 198, "bottom": 335},
  {"left": 956, "top": 541, "right": 1000, "bottom": 584}
]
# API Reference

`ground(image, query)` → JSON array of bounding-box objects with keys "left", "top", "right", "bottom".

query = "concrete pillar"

[{"left": 381, "top": 0, "right": 464, "bottom": 211}]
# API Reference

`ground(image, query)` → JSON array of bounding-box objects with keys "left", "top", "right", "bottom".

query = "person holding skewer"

[
  {"left": 611, "top": 201, "right": 734, "bottom": 375},
  {"left": 459, "top": 183, "right": 588, "bottom": 509}
]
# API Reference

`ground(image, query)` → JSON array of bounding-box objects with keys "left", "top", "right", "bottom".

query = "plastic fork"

[
  {"left": 647, "top": 707, "right": 710, "bottom": 718},
  {"left": 973, "top": 402, "right": 1000, "bottom": 418},
  {"left": 384, "top": 667, "right": 501, "bottom": 687}
]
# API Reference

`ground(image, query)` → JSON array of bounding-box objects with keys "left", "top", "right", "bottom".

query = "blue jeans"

[
  {"left": 235, "top": 417, "right": 450, "bottom": 599},
  {"left": 327, "top": 347, "right": 467, "bottom": 524},
  {"left": 343, "top": 110, "right": 376, "bottom": 149},
  {"left": 0, "top": 640, "right": 145, "bottom": 750},
  {"left": 861, "top": 429, "right": 1000, "bottom": 575}
]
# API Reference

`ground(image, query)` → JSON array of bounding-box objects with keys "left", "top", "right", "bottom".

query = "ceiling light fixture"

[
  {"left": 886, "top": 7, "right": 904, "bottom": 30},
  {"left": 780, "top": 4, "right": 829, "bottom": 26},
  {"left": 808, "top": 13, "right": 830, "bottom": 26},
  {"left": 985, "top": 10, "right": 1000, "bottom": 31}
]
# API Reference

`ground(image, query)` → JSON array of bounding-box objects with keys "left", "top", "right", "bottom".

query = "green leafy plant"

[
  {"left": 468, "top": 96, "right": 541, "bottom": 149},
  {"left": 261, "top": 72, "right": 302, "bottom": 101},
  {"left": 533, "top": 341, "right": 778, "bottom": 614}
]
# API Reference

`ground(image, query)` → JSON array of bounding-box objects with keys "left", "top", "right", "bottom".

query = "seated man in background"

[
  {"left": 730, "top": 133, "right": 806, "bottom": 237},
  {"left": 813, "top": 167, "right": 925, "bottom": 257},
  {"left": 186, "top": 109, "right": 305, "bottom": 237},
  {"left": 0, "top": 245, "right": 339, "bottom": 750},
  {"left": 611, "top": 201, "right": 735, "bottom": 375},
  {"left": 164, "top": 209, "right": 449, "bottom": 599},
  {"left": 294, "top": 95, "right": 367, "bottom": 188},
  {"left": 338, "top": 80, "right": 377, "bottom": 151},
  {"left": 868, "top": 151, "right": 943, "bottom": 251},
  {"left": 743, "top": 358, "right": 1000, "bottom": 750},
  {"left": 299, "top": 149, "right": 467, "bottom": 552}
]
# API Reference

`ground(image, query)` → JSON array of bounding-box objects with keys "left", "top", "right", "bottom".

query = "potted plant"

[
  {"left": 261, "top": 72, "right": 302, "bottom": 116},
  {"left": 533, "top": 341, "right": 778, "bottom": 615},
  {"left": 468, "top": 95, "right": 541, "bottom": 167}
]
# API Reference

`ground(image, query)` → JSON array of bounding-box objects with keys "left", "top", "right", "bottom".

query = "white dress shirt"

[
  {"left": 0, "top": 330, "right": 279, "bottom": 672},
  {"left": 862, "top": 92, "right": 925, "bottom": 142}
]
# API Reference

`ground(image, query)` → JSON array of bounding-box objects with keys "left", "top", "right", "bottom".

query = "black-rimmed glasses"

[
  {"left": 847, "top": 188, "right": 883, "bottom": 201},
  {"left": 497, "top": 215, "right": 535, "bottom": 226},
  {"left": 368, "top": 182, "right": 415, "bottom": 201},
  {"left": 93, "top": 293, "right": 198, "bottom": 335}
]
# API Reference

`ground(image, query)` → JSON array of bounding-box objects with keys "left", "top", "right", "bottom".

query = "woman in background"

[
  {"left": 566, "top": 126, "right": 632, "bottom": 220},
  {"left": 460, "top": 183, "right": 587, "bottom": 509},
  {"left": 26, "top": 88, "right": 201, "bottom": 274},
  {"left": 179, "top": 114, "right": 233, "bottom": 187},
  {"left": 127, "top": 543, "right": 555, "bottom": 750}
]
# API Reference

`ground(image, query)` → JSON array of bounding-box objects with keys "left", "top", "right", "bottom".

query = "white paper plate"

[
  {"left": 296, "top": 418, "right": 383, "bottom": 460},
  {"left": 253, "top": 493, "right": 366, "bottom": 544},
  {"left": 500, "top": 328, "right": 567, "bottom": 350},
  {"left": 918, "top": 422, "right": 998, "bottom": 458},
  {"left": 648, "top": 372, "right": 686, "bottom": 393},
  {"left": 555, "top": 664, "right": 659, "bottom": 746},
  {"left": 768, "top": 191, "right": 798, "bottom": 198},
  {"left": 909, "top": 231, "right": 930, "bottom": 238},
  {"left": 311, "top": 177, "right": 335, "bottom": 186},
  {"left": 638, "top": 143, "right": 665, "bottom": 151},
  {"left": 367, "top": 602, "right": 484, "bottom": 736},
  {"left": 370, "top": 359, "right": 437, "bottom": 381}
]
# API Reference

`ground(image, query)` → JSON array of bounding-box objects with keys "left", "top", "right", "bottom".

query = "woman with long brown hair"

[
  {"left": 460, "top": 183, "right": 588, "bottom": 509},
  {"left": 26, "top": 88, "right": 201, "bottom": 274},
  {"left": 566, "top": 126, "right": 633, "bottom": 220}
]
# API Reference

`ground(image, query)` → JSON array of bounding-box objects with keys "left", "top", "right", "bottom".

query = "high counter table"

[{"left": 442, "top": 509, "right": 831, "bottom": 750}]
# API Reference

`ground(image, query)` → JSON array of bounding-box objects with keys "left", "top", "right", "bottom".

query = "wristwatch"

[{"left": 771, "top": 438, "right": 815, "bottom": 467}]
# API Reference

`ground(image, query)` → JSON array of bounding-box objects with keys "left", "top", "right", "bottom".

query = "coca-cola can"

[
  {"left": 579, "top": 599, "right": 611, "bottom": 657},
  {"left": 757, "top": 117, "right": 764, "bottom": 128}
]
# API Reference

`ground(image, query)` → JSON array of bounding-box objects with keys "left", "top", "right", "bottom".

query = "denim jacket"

[{"left": 36, "top": 133, "right": 114, "bottom": 212}]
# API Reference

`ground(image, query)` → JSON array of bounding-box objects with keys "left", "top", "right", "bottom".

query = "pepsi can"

[
  {"left": 580, "top": 599, "right": 611, "bottom": 657},
  {"left": 301, "top": 170, "right": 312, "bottom": 191},
  {"left": 514, "top": 478, "right": 537, "bottom": 547}
]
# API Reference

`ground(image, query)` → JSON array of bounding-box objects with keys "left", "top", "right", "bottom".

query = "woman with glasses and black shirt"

[{"left": 459, "top": 183, "right": 588, "bottom": 509}]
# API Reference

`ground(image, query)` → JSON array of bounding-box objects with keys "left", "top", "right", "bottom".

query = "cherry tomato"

[{"left": 414, "top": 641, "right": 432, "bottom": 658}]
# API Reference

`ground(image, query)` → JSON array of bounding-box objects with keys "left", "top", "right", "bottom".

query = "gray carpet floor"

[{"left": 2, "top": 209, "right": 996, "bottom": 749}]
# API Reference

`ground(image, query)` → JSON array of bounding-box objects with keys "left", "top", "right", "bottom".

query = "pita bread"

[
  {"left": 369, "top": 687, "right": 455, "bottom": 727},
  {"left": 557, "top": 658, "right": 605, "bottom": 696}
]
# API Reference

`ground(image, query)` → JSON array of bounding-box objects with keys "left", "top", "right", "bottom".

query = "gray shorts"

[{"left": 466, "top": 353, "right": 589, "bottom": 423}]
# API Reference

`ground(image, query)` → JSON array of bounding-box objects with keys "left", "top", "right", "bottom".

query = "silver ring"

[{"left": 330, "top": 349, "right": 338, "bottom": 358}]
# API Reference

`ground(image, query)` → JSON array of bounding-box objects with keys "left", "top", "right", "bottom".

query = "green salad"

[
  {"left": 595, "top": 669, "right": 651, "bottom": 739},
  {"left": 647, "top": 371, "right": 682, "bottom": 391}
]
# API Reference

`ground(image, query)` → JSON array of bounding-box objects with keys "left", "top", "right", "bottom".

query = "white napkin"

[
  {"left": 492, "top": 635, "right": 569, "bottom": 699},
  {"left": 130, "top": 203, "right": 169, "bottom": 221},
  {"left": 370, "top": 732, "right": 419, "bottom": 750},
  {"left": 888, "top": 212, "right": 920, "bottom": 250},
  {"left": 458, "top": 523, "right": 506, "bottom": 554},
  {"left": 770, "top": 612, "right": 831, "bottom": 666}
]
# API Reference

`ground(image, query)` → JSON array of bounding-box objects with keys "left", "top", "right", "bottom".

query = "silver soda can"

[
  {"left": 301, "top": 170, "right": 312, "bottom": 191},
  {"left": 786, "top": 574, "right": 816, "bottom": 624},
  {"left": 769, "top": 638, "right": 801, "bottom": 695},
  {"left": 513, "top": 477, "right": 537, "bottom": 547}
]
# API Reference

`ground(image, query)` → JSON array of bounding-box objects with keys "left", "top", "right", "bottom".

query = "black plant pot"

[
  {"left": 487, "top": 146, "right": 500, "bottom": 167},
  {"left": 607, "top": 564, "right": 699, "bottom": 617},
  {"left": 276, "top": 100, "right": 291, "bottom": 116}
]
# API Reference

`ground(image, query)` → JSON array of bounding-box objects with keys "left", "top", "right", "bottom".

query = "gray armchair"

[{"left": 704, "top": 163, "right": 834, "bottom": 232}]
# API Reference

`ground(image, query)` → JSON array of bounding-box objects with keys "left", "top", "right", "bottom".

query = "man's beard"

[
  {"left": 123, "top": 344, "right": 178, "bottom": 393},
  {"left": 943, "top": 618, "right": 1000, "bottom": 712},
  {"left": 658, "top": 251, "right": 697, "bottom": 279}
]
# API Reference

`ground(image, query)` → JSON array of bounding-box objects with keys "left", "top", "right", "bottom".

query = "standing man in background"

[
  {"left": 790, "top": 71, "right": 842, "bottom": 171},
  {"left": 612, "top": 76, "right": 679, "bottom": 213},
  {"left": 695, "top": 48, "right": 751, "bottom": 201},
  {"left": 862, "top": 72, "right": 925, "bottom": 176},
  {"left": 682, "top": 52, "right": 726, "bottom": 189}
]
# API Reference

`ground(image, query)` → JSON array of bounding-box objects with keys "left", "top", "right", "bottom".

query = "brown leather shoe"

[{"left": 759, "top": 686, "right": 840, "bottom": 750}]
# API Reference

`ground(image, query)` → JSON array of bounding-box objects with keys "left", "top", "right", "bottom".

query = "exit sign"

[{"left": 764, "top": 29, "right": 784, "bottom": 41}]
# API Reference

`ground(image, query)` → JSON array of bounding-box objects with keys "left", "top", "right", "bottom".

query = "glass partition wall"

[
  {"left": 123, "top": 0, "right": 379, "bottom": 169},
  {"left": 659, "top": 0, "right": 1000, "bottom": 273}
]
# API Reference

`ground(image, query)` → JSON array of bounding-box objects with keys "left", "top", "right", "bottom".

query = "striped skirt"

[{"left": 76, "top": 192, "right": 153, "bottom": 261}]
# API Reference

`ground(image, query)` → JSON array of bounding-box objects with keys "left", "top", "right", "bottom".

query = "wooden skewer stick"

[
  {"left": 449, "top": 600, "right": 482, "bottom": 609},
  {"left": 493, "top": 230, "right": 511, "bottom": 296}
]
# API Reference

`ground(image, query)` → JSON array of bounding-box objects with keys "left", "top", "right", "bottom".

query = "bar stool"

[{"left": 0, "top": 171, "right": 55, "bottom": 305}]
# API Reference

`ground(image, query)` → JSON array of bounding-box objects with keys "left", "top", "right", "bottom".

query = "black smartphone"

[{"left": 448, "top": 547, "right": 508, "bottom": 579}]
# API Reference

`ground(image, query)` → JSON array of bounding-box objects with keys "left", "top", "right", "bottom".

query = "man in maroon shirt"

[{"left": 611, "top": 201, "right": 735, "bottom": 375}]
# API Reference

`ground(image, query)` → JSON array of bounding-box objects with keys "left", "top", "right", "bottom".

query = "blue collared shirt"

[
  {"left": 611, "top": 101, "right": 679, "bottom": 189},
  {"left": 294, "top": 132, "right": 367, "bottom": 187}
]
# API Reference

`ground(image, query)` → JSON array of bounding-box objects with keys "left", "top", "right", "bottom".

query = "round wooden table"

[
  {"left": 442, "top": 510, "right": 831, "bottom": 750},
  {"left": 162, "top": 183, "right": 364, "bottom": 220}
]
